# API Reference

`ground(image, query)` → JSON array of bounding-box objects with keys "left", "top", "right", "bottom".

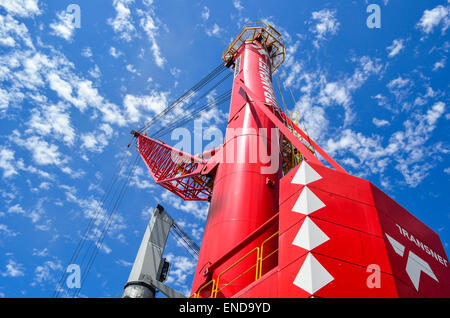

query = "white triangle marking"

[
  {"left": 385, "top": 233, "right": 405, "bottom": 257},
  {"left": 292, "top": 217, "right": 330, "bottom": 251},
  {"left": 293, "top": 252, "right": 334, "bottom": 294},
  {"left": 291, "top": 161, "right": 322, "bottom": 185},
  {"left": 292, "top": 186, "right": 326, "bottom": 215}
]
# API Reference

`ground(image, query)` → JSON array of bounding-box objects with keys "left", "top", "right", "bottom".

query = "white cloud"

[
  {"left": 201, "top": 6, "right": 210, "bottom": 21},
  {"left": 24, "top": 136, "right": 65, "bottom": 166},
  {"left": 115, "top": 259, "right": 133, "bottom": 267},
  {"left": 387, "top": 39, "right": 405, "bottom": 58},
  {"left": 80, "top": 124, "right": 114, "bottom": 154},
  {"left": 50, "top": 9, "right": 77, "bottom": 41},
  {"left": 47, "top": 71, "right": 74, "bottom": 103},
  {"left": 284, "top": 55, "right": 383, "bottom": 136},
  {"left": 88, "top": 65, "right": 101, "bottom": 79},
  {"left": 387, "top": 76, "right": 412, "bottom": 107},
  {"left": 206, "top": 23, "right": 221, "bottom": 37},
  {"left": 170, "top": 67, "right": 181, "bottom": 78},
  {"left": 12, "top": 51, "right": 56, "bottom": 91},
  {"left": 0, "top": 88, "right": 11, "bottom": 109},
  {"left": 433, "top": 56, "right": 446, "bottom": 71},
  {"left": 0, "top": 147, "right": 18, "bottom": 178},
  {"left": 325, "top": 101, "right": 446, "bottom": 187},
  {"left": 1, "top": 259, "right": 25, "bottom": 277},
  {"left": 123, "top": 91, "right": 168, "bottom": 123},
  {"left": 32, "top": 260, "right": 63, "bottom": 286},
  {"left": 0, "top": 0, "right": 41, "bottom": 18},
  {"left": 8, "top": 198, "right": 47, "bottom": 225},
  {"left": 8, "top": 204, "right": 25, "bottom": 214},
  {"left": 16, "top": 158, "right": 53, "bottom": 180},
  {"left": 372, "top": 118, "right": 390, "bottom": 127},
  {"left": 60, "top": 185, "right": 127, "bottom": 245},
  {"left": 310, "top": 8, "right": 340, "bottom": 47},
  {"left": 416, "top": 5, "right": 449, "bottom": 34},
  {"left": 372, "top": 93, "right": 394, "bottom": 112},
  {"left": 32, "top": 248, "right": 49, "bottom": 257},
  {"left": 139, "top": 7, "right": 166, "bottom": 68},
  {"left": 387, "top": 76, "right": 410, "bottom": 89},
  {"left": 294, "top": 96, "right": 329, "bottom": 140},
  {"left": 130, "top": 166, "right": 155, "bottom": 190},
  {"left": 160, "top": 190, "right": 208, "bottom": 220},
  {"left": 26, "top": 103, "right": 75, "bottom": 146},
  {"left": 0, "top": 14, "right": 34, "bottom": 48},
  {"left": 0, "top": 224, "right": 19, "bottom": 237},
  {"left": 108, "top": 0, "right": 137, "bottom": 42},
  {"left": 233, "top": 0, "right": 244, "bottom": 11},
  {"left": 165, "top": 253, "right": 196, "bottom": 291},
  {"left": 0, "top": 48, "right": 127, "bottom": 126},
  {"left": 319, "top": 82, "right": 351, "bottom": 108},
  {"left": 126, "top": 64, "right": 141, "bottom": 75},
  {"left": 318, "top": 56, "right": 383, "bottom": 125},
  {"left": 109, "top": 46, "right": 123, "bottom": 59},
  {"left": 81, "top": 47, "right": 93, "bottom": 58},
  {"left": 424, "top": 101, "right": 445, "bottom": 125}
]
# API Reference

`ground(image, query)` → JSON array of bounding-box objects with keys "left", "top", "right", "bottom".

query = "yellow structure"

[{"left": 222, "top": 22, "right": 285, "bottom": 72}]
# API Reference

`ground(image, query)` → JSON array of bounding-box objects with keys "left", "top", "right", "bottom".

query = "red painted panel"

[
  {"left": 311, "top": 189, "right": 383, "bottom": 237},
  {"left": 279, "top": 189, "right": 307, "bottom": 235},
  {"left": 312, "top": 253, "right": 399, "bottom": 298},
  {"left": 313, "top": 218, "right": 392, "bottom": 273},
  {"left": 277, "top": 253, "right": 312, "bottom": 298},
  {"left": 277, "top": 251, "right": 398, "bottom": 298},
  {"left": 278, "top": 216, "right": 309, "bottom": 268},
  {"left": 280, "top": 162, "right": 374, "bottom": 206},
  {"left": 234, "top": 269, "right": 279, "bottom": 298},
  {"left": 372, "top": 183, "right": 448, "bottom": 260},
  {"left": 279, "top": 164, "right": 304, "bottom": 205},
  {"left": 393, "top": 276, "right": 423, "bottom": 298},
  {"left": 378, "top": 210, "right": 450, "bottom": 297},
  {"left": 279, "top": 183, "right": 383, "bottom": 237},
  {"left": 307, "top": 163, "right": 375, "bottom": 207},
  {"left": 278, "top": 214, "right": 392, "bottom": 274}
]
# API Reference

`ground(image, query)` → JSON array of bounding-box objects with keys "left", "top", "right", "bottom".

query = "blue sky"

[{"left": 0, "top": 0, "right": 449, "bottom": 298}]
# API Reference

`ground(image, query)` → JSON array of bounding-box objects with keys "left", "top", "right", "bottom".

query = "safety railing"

[
  {"left": 192, "top": 230, "right": 279, "bottom": 298},
  {"left": 195, "top": 279, "right": 215, "bottom": 298},
  {"left": 214, "top": 247, "right": 260, "bottom": 298},
  {"left": 259, "top": 231, "right": 279, "bottom": 278}
]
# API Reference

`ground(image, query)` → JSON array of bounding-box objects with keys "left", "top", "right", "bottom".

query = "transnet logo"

[{"left": 385, "top": 225, "right": 444, "bottom": 292}]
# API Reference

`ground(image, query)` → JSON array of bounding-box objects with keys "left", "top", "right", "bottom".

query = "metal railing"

[
  {"left": 222, "top": 22, "right": 285, "bottom": 72},
  {"left": 192, "top": 231, "right": 279, "bottom": 298}
]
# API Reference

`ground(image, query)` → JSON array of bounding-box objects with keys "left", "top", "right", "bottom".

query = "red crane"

[{"left": 132, "top": 23, "right": 450, "bottom": 298}]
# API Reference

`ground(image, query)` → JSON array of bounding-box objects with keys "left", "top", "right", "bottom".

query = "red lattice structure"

[{"left": 134, "top": 132, "right": 213, "bottom": 201}]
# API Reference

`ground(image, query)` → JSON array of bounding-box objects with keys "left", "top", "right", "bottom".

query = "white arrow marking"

[{"left": 405, "top": 250, "right": 438, "bottom": 291}]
